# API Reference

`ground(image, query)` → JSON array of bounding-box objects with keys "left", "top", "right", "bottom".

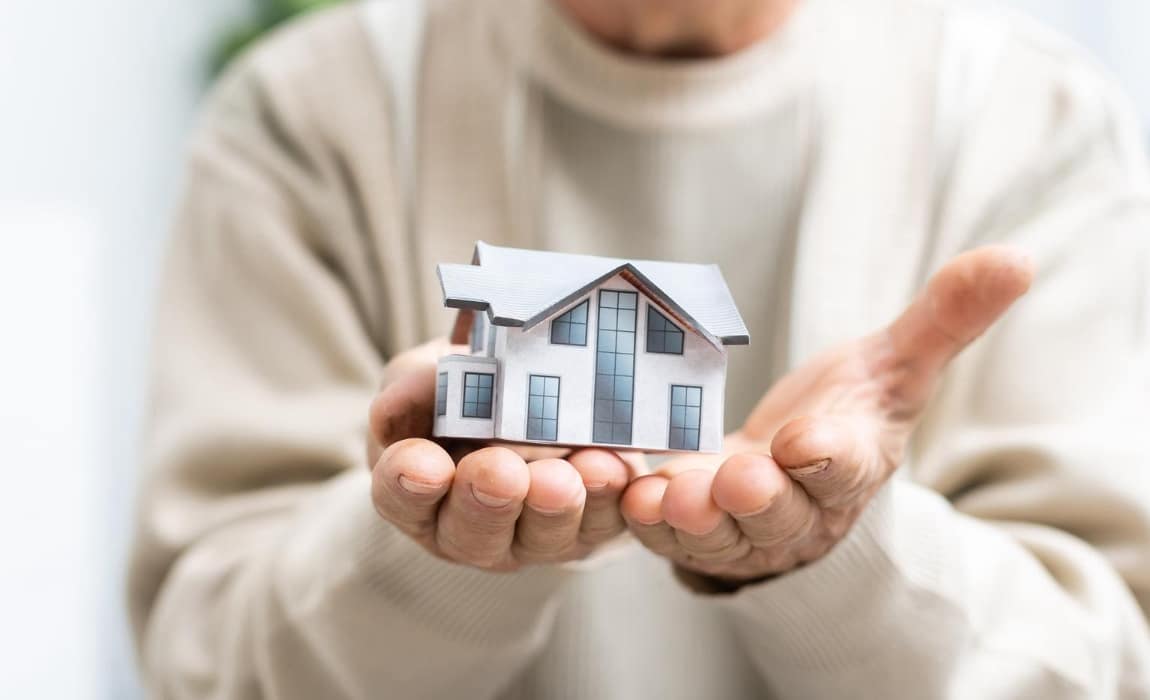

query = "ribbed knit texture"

[{"left": 129, "top": 0, "right": 1150, "bottom": 697}]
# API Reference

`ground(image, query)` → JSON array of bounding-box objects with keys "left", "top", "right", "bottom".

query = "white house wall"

[{"left": 497, "top": 275, "right": 727, "bottom": 452}]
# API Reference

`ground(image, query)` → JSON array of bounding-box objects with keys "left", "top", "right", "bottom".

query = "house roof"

[{"left": 437, "top": 242, "right": 750, "bottom": 347}]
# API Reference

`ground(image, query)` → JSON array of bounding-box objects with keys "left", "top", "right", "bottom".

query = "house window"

[
  {"left": 668, "top": 385, "right": 702, "bottom": 451},
  {"left": 646, "top": 306, "right": 684, "bottom": 354},
  {"left": 436, "top": 372, "right": 448, "bottom": 416},
  {"left": 593, "top": 290, "right": 637, "bottom": 445},
  {"left": 462, "top": 372, "right": 494, "bottom": 418},
  {"left": 470, "top": 312, "right": 486, "bottom": 353},
  {"left": 526, "top": 375, "right": 560, "bottom": 441},
  {"left": 550, "top": 300, "right": 589, "bottom": 346}
]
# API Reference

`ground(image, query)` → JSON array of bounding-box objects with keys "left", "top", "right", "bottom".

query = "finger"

[
  {"left": 371, "top": 438, "right": 457, "bottom": 540},
  {"left": 367, "top": 339, "right": 465, "bottom": 465},
  {"left": 435, "top": 447, "right": 530, "bottom": 569},
  {"left": 620, "top": 475, "right": 680, "bottom": 556},
  {"left": 661, "top": 469, "right": 750, "bottom": 564},
  {"left": 881, "top": 245, "right": 1033, "bottom": 414},
  {"left": 712, "top": 452, "right": 819, "bottom": 548},
  {"left": 568, "top": 449, "right": 630, "bottom": 546},
  {"left": 770, "top": 415, "right": 879, "bottom": 511},
  {"left": 513, "top": 459, "right": 587, "bottom": 563}
]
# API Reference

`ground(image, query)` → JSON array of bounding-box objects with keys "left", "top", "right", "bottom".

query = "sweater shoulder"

[{"left": 190, "top": 5, "right": 393, "bottom": 188}]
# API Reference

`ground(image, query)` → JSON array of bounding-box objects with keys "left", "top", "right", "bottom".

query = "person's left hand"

[{"left": 619, "top": 246, "right": 1034, "bottom": 584}]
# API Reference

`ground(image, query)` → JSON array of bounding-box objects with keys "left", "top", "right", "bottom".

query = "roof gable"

[{"left": 437, "top": 242, "right": 750, "bottom": 347}]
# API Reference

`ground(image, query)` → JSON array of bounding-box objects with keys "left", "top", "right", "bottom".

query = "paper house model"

[{"left": 433, "top": 242, "right": 749, "bottom": 453}]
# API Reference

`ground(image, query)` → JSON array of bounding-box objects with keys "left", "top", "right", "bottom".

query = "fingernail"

[
  {"left": 471, "top": 484, "right": 514, "bottom": 508},
  {"left": 398, "top": 476, "right": 441, "bottom": 495},
  {"left": 790, "top": 459, "right": 831, "bottom": 477}
]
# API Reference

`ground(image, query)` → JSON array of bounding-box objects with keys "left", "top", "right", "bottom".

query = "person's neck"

[{"left": 552, "top": 0, "right": 799, "bottom": 59}]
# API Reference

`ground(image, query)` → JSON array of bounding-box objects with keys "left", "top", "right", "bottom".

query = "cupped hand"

[
  {"left": 367, "top": 341, "right": 633, "bottom": 571},
  {"left": 620, "top": 246, "right": 1035, "bottom": 583}
]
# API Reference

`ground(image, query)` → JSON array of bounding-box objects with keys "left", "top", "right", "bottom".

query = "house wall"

[{"left": 496, "top": 275, "right": 727, "bottom": 452}]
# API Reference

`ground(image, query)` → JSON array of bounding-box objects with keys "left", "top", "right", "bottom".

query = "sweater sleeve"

[
  {"left": 127, "top": 14, "right": 571, "bottom": 699},
  {"left": 714, "top": 20, "right": 1150, "bottom": 699}
]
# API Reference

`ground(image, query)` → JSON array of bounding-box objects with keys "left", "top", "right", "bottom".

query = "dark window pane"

[
  {"left": 594, "top": 422, "right": 614, "bottom": 442},
  {"left": 617, "top": 332, "right": 635, "bottom": 354},
  {"left": 550, "top": 300, "right": 589, "bottom": 346},
  {"left": 569, "top": 323, "right": 587, "bottom": 345},
  {"left": 616, "top": 354, "right": 633, "bottom": 375},
  {"left": 647, "top": 307, "right": 684, "bottom": 355},
  {"left": 614, "top": 375, "right": 632, "bottom": 397},
  {"left": 595, "top": 374, "right": 614, "bottom": 398},
  {"left": 597, "top": 351, "right": 615, "bottom": 373},
  {"left": 598, "top": 330, "right": 616, "bottom": 351},
  {"left": 595, "top": 400, "right": 613, "bottom": 421},
  {"left": 551, "top": 321, "right": 570, "bottom": 344}
]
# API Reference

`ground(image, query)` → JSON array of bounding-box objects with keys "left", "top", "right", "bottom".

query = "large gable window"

[
  {"left": 646, "top": 306, "right": 684, "bottom": 354},
  {"left": 550, "top": 300, "right": 589, "bottom": 346}
]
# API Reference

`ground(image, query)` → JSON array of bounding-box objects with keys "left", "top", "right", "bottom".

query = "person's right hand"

[{"left": 367, "top": 340, "right": 633, "bottom": 571}]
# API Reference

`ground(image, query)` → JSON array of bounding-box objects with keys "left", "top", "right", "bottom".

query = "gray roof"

[{"left": 438, "top": 242, "right": 750, "bottom": 347}]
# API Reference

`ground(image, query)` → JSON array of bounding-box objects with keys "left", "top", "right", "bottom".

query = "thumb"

[{"left": 880, "top": 245, "right": 1034, "bottom": 415}]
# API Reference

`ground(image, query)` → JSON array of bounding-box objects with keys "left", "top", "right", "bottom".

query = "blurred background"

[{"left": 0, "top": 1, "right": 1146, "bottom": 697}]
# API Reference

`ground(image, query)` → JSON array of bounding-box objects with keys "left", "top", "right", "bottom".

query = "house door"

[{"left": 592, "top": 290, "right": 637, "bottom": 445}]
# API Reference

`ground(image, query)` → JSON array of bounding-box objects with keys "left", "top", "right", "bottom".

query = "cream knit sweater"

[{"left": 129, "top": 0, "right": 1150, "bottom": 697}]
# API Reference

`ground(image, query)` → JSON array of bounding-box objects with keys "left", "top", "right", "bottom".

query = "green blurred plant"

[{"left": 212, "top": 0, "right": 348, "bottom": 75}]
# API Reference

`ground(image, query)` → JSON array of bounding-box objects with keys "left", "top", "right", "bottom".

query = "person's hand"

[
  {"left": 620, "top": 246, "right": 1035, "bottom": 584},
  {"left": 367, "top": 341, "right": 634, "bottom": 571}
]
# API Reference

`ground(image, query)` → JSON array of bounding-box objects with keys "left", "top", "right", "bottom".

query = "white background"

[{"left": 0, "top": 1, "right": 1146, "bottom": 698}]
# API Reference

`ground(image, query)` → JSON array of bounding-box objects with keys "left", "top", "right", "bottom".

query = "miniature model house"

[{"left": 433, "top": 242, "right": 749, "bottom": 453}]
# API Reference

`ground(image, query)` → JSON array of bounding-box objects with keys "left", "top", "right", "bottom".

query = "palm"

[{"left": 622, "top": 246, "right": 1035, "bottom": 582}]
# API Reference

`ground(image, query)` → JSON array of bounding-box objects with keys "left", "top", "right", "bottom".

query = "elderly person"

[{"left": 129, "top": 0, "right": 1150, "bottom": 697}]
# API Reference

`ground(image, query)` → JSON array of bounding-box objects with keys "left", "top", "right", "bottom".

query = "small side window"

[
  {"left": 646, "top": 306, "right": 684, "bottom": 355},
  {"left": 550, "top": 300, "right": 589, "bottom": 346},
  {"left": 462, "top": 372, "right": 494, "bottom": 418},
  {"left": 436, "top": 373, "right": 448, "bottom": 416},
  {"left": 668, "top": 385, "right": 702, "bottom": 451}
]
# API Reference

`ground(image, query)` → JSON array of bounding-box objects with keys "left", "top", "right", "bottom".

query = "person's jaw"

[{"left": 553, "top": 0, "right": 801, "bottom": 59}]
